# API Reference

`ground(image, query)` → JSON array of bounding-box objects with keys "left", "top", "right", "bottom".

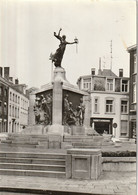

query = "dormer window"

[
  {"left": 107, "top": 79, "right": 113, "bottom": 91},
  {"left": 122, "top": 80, "right": 128, "bottom": 92},
  {"left": 83, "top": 78, "right": 91, "bottom": 90}
]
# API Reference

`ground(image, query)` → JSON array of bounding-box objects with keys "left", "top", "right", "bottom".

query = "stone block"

[
  {"left": 64, "top": 126, "right": 71, "bottom": 134},
  {"left": 47, "top": 124, "right": 64, "bottom": 136},
  {"left": 48, "top": 134, "right": 62, "bottom": 149},
  {"left": 70, "top": 126, "right": 85, "bottom": 135},
  {"left": 38, "top": 141, "right": 49, "bottom": 148},
  {"left": 21, "top": 125, "right": 45, "bottom": 134},
  {"left": 61, "top": 142, "right": 72, "bottom": 149},
  {"left": 72, "top": 155, "right": 91, "bottom": 179},
  {"left": 67, "top": 148, "right": 102, "bottom": 180}
]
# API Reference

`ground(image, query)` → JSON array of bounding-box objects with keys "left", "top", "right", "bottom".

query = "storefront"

[{"left": 90, "top": 118, "right": 113, "bottom": 135}]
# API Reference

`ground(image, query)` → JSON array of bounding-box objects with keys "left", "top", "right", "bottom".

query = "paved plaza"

[
  {"left": 0, "top": 171, "right": 136, "bottom": 195},
  {"left": 0, "top": 141, "right": 136, "bottom": 195}
]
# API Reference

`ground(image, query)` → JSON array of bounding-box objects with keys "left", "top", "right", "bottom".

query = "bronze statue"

[
  {"left": 34, "top": 93, "right": 52, "bottom": 125},
  {"left": 50, "top": 28, "right": 78, "bottom": 67},
  {"left": 63, "top": 94, "right": 85, "bottom": 126}
]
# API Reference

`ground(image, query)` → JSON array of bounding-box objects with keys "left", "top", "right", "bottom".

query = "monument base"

[
  {"left": 70, "top": 126, "right": 85, "bottom": 135},
  {"left": 46, "top": 124, "right": 64, "bottom": 149},
  {"left": 20, "top": 125, "right": 46, "bottom": 134}
]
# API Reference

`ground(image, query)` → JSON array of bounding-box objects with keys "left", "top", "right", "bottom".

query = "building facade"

[
  {"left": 77, "top": 68, "right": 129, "bottom": 139},
  {"left": 8, "top": 86, "right": 29, "bottom": 133},
  {"left": 0, "top": 66, "right": 29, "bottom": 134},
  {"left": 127, "top": 45, "right": 137, "bottom": 139},
  {"left": 0, "top": 76, "right": 9, "bottom": 133}
]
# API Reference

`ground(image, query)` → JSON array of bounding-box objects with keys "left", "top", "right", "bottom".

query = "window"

[
  {"left": 10, "top": 92, "right": 12, "bottom": 100},
  {"left": 106, "top": 100, "right": 113, "bottom": 113},
  {"left": 18, "top": 108, "right": 19, "bottom": 118},
  {"left": 121, "top": 120, "right": 127, "bottom": 136},
  {"left": 121, "top": 100, "right": 128, "bottom": 113},
  {"left": 4, "top": 102, "right": 7, "bottom": 115},
  {"left": 15, "top": 95, "right": 17, "bottom": 103},
  {"left": 133, "top": 54, "right": 137, "bottom": 74},
  {"left": 131, "top": 121, "right": 136, "bottom": 138},
  {"left": 15, "top": 107, "right": 17, "bottom": 118},
  {"left": 18, "top": 96, "right": 20, "bottom": 104},
  {"left": 122, "top": 80, "right": 128, "bottom": 92},
  {"left": 94, "top": 98, "right": 99, "bottom": 113},
  {"left": 9, "top": 105, "right": 11, "bottom": 116},
  {"left": 132, "top": 83, "right": 136, "bottom": 103},
  {"left": 0, "top": 121, "right": 2, "bottom": 133},
  {"left": 83, "top": 78, "right": 91, "bottom": 90},
  {"left": 0, "top": 101, "right": 2, "bottom": 114},
  {"left": 12, "top": 106, "right": 14, "bottom": 117},
  {"left": 4, "top": 89, "right": 7, "bottom": 97},
  {"left": 83, "top": 82, "right": 91, "bottom": 90},
  {"left": 4, "top": 121, "right": 7, "bottom": 132},
  {"left": 13, "top": 94, "right": 14, "bottom": 102},
  {"left": 0, "top": 87, "right": 2, "bottom": 95},
  {"left": 107, "top": 79, "right": 113, "bottom": 91}
]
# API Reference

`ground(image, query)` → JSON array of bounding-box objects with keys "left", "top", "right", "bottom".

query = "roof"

[
  {"left": 0, "top": 76, "right": 28, "bottom": 99},
  {"left": 100, "top": 69, "right": 118, "bottom": 77},
  {"left": 127, "top": 44, "right": 137, "bottom": 52}
]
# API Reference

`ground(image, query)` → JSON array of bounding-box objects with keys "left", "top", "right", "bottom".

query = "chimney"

[
  {"left": 0, "top": 67, "right": 2, "bottom": 77},
  {"left": 119, "top": 69, "right": 123, "bottom": 77},
  {"left": 9, "top": 77, "right": 13, "bottom": 82},
  {"left": 98, "top": 57, "right": 102, "bottom": 75},
  {"left": 91, "top": 68, "right": 95, "bottom": 75},
  {"left": 4, "top": 67, "right": 10, "bottom": 80},
  {"left": 15, "top": 78, "right": 19, "bottom": 84}
]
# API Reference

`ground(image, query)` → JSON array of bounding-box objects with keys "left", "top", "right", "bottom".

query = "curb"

[{"left": 0, "top": 187, "right": 115, "bottom": 195}]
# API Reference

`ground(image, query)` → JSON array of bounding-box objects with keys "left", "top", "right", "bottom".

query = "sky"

[{"left": 0, "top": 0, "right": 136, "bottom": 88}]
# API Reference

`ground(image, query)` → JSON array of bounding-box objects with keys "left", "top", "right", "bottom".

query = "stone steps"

[
  {"left": 0, "top": 169, "right": 65, "bottom": 178},
  {"left": 0, "top": 163, "right": 65, "bottom": 172},
  {"left": 0, "top": 152, "right": 66, "bottom": 159},
  {"left": 0, "top": 152, "right": 66, "bottom": 178},
  {"left": 0, "top": 143, "right": 37, "bottom": 148},
  {"left": 0, "top": 157, "right": 65, "bottom": 165},
  {"left": 1, "top": 134, "right": 50, "bottom": 149}
]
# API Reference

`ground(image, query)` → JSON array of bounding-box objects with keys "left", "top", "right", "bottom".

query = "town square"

[{"left": 0, "top": 0, "right": 137, "bottom": 194}]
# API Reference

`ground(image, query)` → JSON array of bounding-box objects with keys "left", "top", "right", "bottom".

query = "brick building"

[{"left": 0, "top": 69, "right": 9, "bottom": 133}]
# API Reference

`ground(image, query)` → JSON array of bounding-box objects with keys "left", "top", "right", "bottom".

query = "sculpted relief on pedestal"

[
  {"left": 63, "top": 94, "right": 85, "bottom": 126},
  {"left": 34, "top": 93, "right": 52, "bottom": 125}
]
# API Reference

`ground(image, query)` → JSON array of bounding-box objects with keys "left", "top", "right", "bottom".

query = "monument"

[
  {"left": 24, "top": 29, "right": 99, "bottom": 140},
  {"left": 9, "top": 29, "right": 102, "bottom": 180},
  {"left": 23, "top": 29, "right": 95, "bottom": 145}
]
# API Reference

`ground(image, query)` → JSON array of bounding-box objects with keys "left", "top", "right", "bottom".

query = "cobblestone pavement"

[{"left": 0, "top": 171, "right": 136, "bottom": 195}]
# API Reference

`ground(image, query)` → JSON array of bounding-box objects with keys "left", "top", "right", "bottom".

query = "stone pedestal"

[
  {"left": 47, "top": 124, "right": 64, "bottom": 149},
  {"left": 66, "top": 148, "right": 102, "bottom": 180},
  {"left": 48, "top": 134, "right": 62, "bottom": 149},
  {"left": 52, "top": 67, "right": 66, "bottom": 126},
  {"left": 70, "top": 126, "right": 85, "bottom": 135},
  {"left": 21, "top": 125, "right": 45, "bottom": 134}
]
